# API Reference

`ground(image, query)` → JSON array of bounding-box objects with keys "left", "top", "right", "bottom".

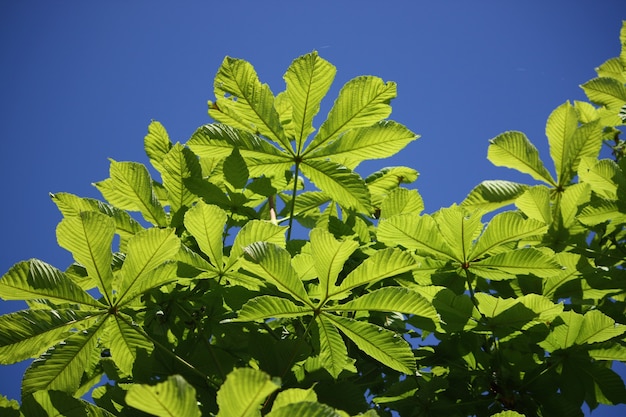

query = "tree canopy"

[{"left": 1, "top": 20, "right": 626, "bottom": 417}]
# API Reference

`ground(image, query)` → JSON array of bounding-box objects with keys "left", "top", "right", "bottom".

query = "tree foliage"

[{"left": 2, "top": 22, "right": 626, "bottom": 417}]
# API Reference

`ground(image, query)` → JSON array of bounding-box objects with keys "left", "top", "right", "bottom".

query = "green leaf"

[
  {"left": 126, "top": 374, "right": 201, "bottom": 417},
  {"left": 56, "top": 211, "right": 115, "bottom": 303},
  {"left": 50, "top": 192, "right": 144, "bottom": 252},
  {"left": 515, "top": 185, "right": 552, "bottom": 224},
  {"left": 366, "top": 166, "right": 419, "bottom": 209},
  {"left": 210, "top": 57, "right": 290, "bottom": 152},
  {"left": 224, "top": 147, "right": 250, "bottom": 189},
  {"left": 184, "top": 202, "right": 228, "bottom": 268},
  {"left": 471, "top": 211, "right": 547, "bottom": 259},
  {"left": 546, "top": 102, "right": 579, "bottom": 184},
  {"left": 228, "top": 220, "right": 287, "bottom": 268},
  {"left": 271, "top": 386, "right": 318, "bottom": 410},
  {"left": 216, "top": 368, "right": 281, "bottom": 417},
  {"left": 117, "top": 228, "right": 180, "bottom": 303},
  {"left": 0, "top": 309, "right": 102, "bottom": 364},
  {"left": 461, "top": 180, "right": 529, "bottom": 213},
  {"left": 379, "top": 188, "right": 424, "bottom": 219},
  {"left": 578, "top": 157, "right": 623, "bottom": 200},
  {"left": 334, "top": 248, "right": 417, "bottom": 297},
  {"left": 487, "top": 131, "right": 555, "bottom": 186},
  {"left": 307, "top": 76, "right": 396, "bottom": 154},
  {"left": 161, "top": 143, "right": 202, "bottom": 214},
  {"left": 330, "top": 287, "right": 439, "bottom": 322},
  {"left": 94, "top": 160, "right": 167, "bottom": 226},
  {"left": 107, "top": 314, "right": 154, "bottom": 375},
  {"left": 144, "top": 120, "right": 173, "bottom": 174},
  {"left": 118, "top": 261, "right": 178, "bottom": 305},
  {"left": 581, "top": 77, "right": 626, "bottom": 109},
  {"left": 266, "top": 401, "right": 342, "bottom": 417},
  {"left": 243, "top": 242, "right": 311, "bottom": 304},
  {"left": 323, "top": 314, "right": 416, "bottom": 375},
  {"left": 309, "top": 121, "right": 418, "bottom": 167},
  {"left": 188, "top": 124, "right": 292, "bottom": 178},
  {"left": 0, "top": 259, "right": 102, "bottom": 307},
  {"left": 22, "top": 390, "right": 116, "bottom": 417},
  {"left": 469, "top": 248, "right": 562, "bottom": 280},
  {"left": 377, "top": 213, "right": 456, "bottom": 261},
  {"left": 433, "top": 206, "right": 483, "bottom": 264},
  {"left": 541, "top": 310, "right": 626, "bottom": 352},
  {"left": 316, "top": 315, "right": 356, "bottom": 379},
  {"left": 310, "top": 228, "right": 359, "bottom": 299},
  {"left": 22, "top": 319, "right": 105, "bottom": 395},
  {"left": 300, "top": 159, "right": 371, "bottom": 213},
  {"left": 230, "top": 295, "right": 311, "bottom": 322},
  {"left": 284, "top": 52, "right": 336, "bottom": 153}
]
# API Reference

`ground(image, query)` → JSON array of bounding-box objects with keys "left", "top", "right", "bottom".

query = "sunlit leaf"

[
  {"left": 461, "top": 180, "right": 529, "bottom": 213},
  {"left": 284, "top": 51, "right": 336, "bottom": 153},
  {"left": 0, "top": 309, "right": 102, "bottom": 364},
  {"left": 210, "top": 57, "right": 290, "bottom": 152},
  {"left": 487, "top": 131, "right": 555, "bottom": 186},
  {"left": 94, "top": 160, "right": 167, "bottom": 226},
  {"left": 57, "top": 211, "right": 115, "bottom": 303},
  {"left": 216, "top": 368, "right": 280, "bottom": 417},
  {"left": 324, "top": 314, "right": 416, "bottom": 375},
  {"left": 300, "top": 159, "right": 371, "bottom": 213},
  {"left": 581, "top": 77, "right": 626, "bottom": 109},
  {"left": 106, "top": 314, "right": 153, "bottom": 375},
  {"left": 316, "top": 315, "right": 356, "bottom": 379},
  {"left": 310, "top": 228, "right": 359, "bottom": 299},
  {"left": 184, "top": 202, "right": 228, "bottom": 268},
  {"left": 161, "top": 143, "right": 202, "bottom": 214},
  {"left": 515, "top": 185, "right": 552, "bottom": 224},
  {"left": 307, "top": 76, "right": 396, "bottom": 153},
  {"left": 126, "top": 374, "right": 201, "bottom": 417},
  {"left": 469, "top": 248, "right": 562, "bottom": 280},
  {"left": 230, "top": 295, "right": 311, "bottom": 322},
  {"left": 380, "top": 188, "right": 424, "bottom": 219},
  {"left": 144, "top": 120, "right": 173, "bottom": 175}
]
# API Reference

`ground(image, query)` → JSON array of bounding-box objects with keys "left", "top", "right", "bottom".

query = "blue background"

[{"left": 1, "top": 1, "right": 625, "bottom": 415}]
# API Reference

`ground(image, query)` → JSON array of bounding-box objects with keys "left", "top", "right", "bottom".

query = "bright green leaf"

[
  {"left": 316, "top": 315, "right": 356, "bottom": 379},
  {"left": 216, "top": 368, "right": 281, "bottom": 417},
  {"left": 310, "top": 228, "right": 359, "bottom": 299},
  {"left": 144, "top": 120, "right": 173, "bottom": 174},
  {"left": 230, "top": 295, "right": 311, "bottom": 322},
  {"left": 184, "top": 202, "right": 228, "bottom": 268},
  {"left": 126, "top": 374, "right": 201, "bottom": 417}
]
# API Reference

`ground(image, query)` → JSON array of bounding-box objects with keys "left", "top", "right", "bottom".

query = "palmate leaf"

[
  {"left": 160, "top": 143, "right": 202, "bottom": 214},
  {"left": 126, "top": 374, "right": 201, "bottom": 417},
  {"left": 216, "top": 368, "right": 281, "bottom": 417},
  {"left": 118, "top": 261, "right": 178, "bottom": 305},
  {"left": 116, "top": 228, "right": 180, "bottom": 303},
  {"left": 300, "top": 159, "right": 371, "bottom": 213},
  {"left": 184, "top": 202, "right": 227, "bottom": 268},
  {"left": 0, "top": 309, "right": 103, "bottom": 363},
  {"left": 144, "top": 120, "right": 173, "bottom": 174},
  {"left": 578, "top": 157, "right": 624, "bottom": 200},
  {"left": 223, "top": 147, "right": 250, "bottom": 189},
  {"left": 310, "top": 228, "right": 359, "bottom": 299},
  {"left": 0, "top": 259, "right": 102, "bottom": 308},
  {"left": 433, "top": 206, "right": 483, "bottom": 263},
  {"left": 487, "top": 131, "right": 555, "bottom": 186},
  {"left": 188, "top": 124, "right": 292, "bottom": 178},
  {"left": 94, "top": 160, "right": 167, "bottom": 227},
  {"left": 22, "top": 318, "right": 106, "bottom": 395},
  {"left": 271, "top": 387, "right": 318, "bottom": 411},
  {"left": 229, "top": 295, "right": 311, "bottom": 322},
  {"left": 210, "top": 57, "right": 291, "bottom": 153},
  {"left": 308, "top": 121, "right": 418, "bottom": 167},
  {"left": 267, "top": 401, "right": 343, "bottom": 417},
  {"left": 546, "top": 102, "right": 579, "bottom": 184},
  {"left": 284, "top": 51, "right": 336, "bottom": 153},
  {"left": 316, "top": 315, "right": 356, "bottom": 379},
  {"left": 333, "top": 248, "right": 417, "bottom": 297},
  {"left": 305, "top": 76, "right": 396, "bottom": 154},
  {"left": 377, "top": 213, "right": 456, "bottom": 261},
  {"left": 323, "top": 314, "right": 416, "bottom": 375},
  {"left": 560, "top": 183, "right": 592, "bottom": 229},
  {"left": 469, "top": 248, "right": 562, "bottom": 280},
  {"left": 470, "top": 211, "right": 547, "bottom": 259},
  {"left": 329, "top": 287, "right": 439, "bottom": 323},
  {"left": 243, "top": 242, "right": 311, "bottom": 304},
  {"left": 461, "top": 180, "right": 529, "bottom": 213},
  {"left": 57, "top": 211, "right": 115, "bottom": 304}
]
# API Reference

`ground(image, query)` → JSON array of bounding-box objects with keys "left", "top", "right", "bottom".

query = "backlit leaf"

[
  {"left": 216, "top": 368, "right": 280, "bottom": 417},
  {"left": 316, "top": 315, "right": 356, "bottom": 379},
  {"left": 126, "top": 374, "right": 201, "bottom": 417}
]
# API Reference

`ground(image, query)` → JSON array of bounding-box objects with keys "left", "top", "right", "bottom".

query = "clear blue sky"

[{"left": 1, "top": 1, "right": 624, "bottom": 415}]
